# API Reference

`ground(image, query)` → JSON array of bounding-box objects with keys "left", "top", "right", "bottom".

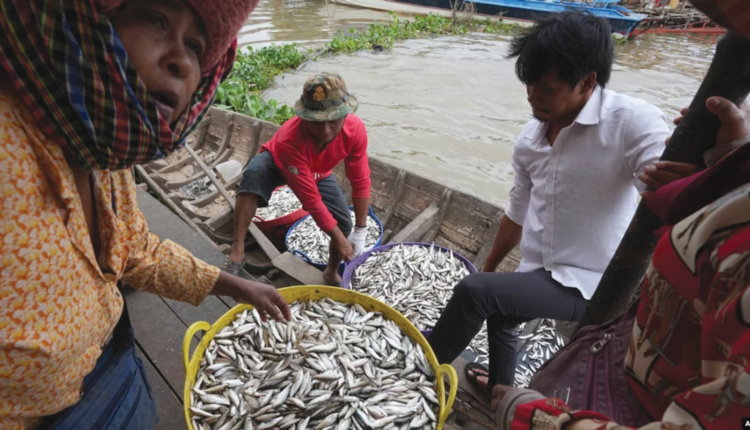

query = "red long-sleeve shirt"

[{"left": 261, "top": 115, "right": 371, "bottom": 233}]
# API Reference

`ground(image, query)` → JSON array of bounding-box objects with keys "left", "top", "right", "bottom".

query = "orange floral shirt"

[{"left": 0, "top": 86, "right": 221, "bottom": 427}]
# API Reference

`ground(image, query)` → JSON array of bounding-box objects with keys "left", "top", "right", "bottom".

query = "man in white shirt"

[{"left": 427, "top": 11, "right": 672, "bottom": 392}]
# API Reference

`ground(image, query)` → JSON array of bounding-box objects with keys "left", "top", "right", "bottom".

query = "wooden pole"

[
  {"left": 576, "top": 32, "right": 750, "bottom": 329},
  {"left": 184, "top": 144, "right": 236, "bottom": 210},
  {"left": 183, "top": 145, "right": 281, "bottom": 260}
]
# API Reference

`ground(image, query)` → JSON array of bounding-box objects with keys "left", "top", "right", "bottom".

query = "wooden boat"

[
  {"left": 135, "top": 107, "right": 576, "bottom": 427},
  {"left": 139, "top": 106, "right": 524, "bottom": 281},
  {"left": 143, "top": 111, "right": 278, "bottom": 195}
]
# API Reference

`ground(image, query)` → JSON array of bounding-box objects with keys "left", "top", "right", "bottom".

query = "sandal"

[
  {"left": 221, "top": 259, "right": 251, "bottom": 280},
  {"left": 465, "top": 362, "right": 490, "bottom": 392}
]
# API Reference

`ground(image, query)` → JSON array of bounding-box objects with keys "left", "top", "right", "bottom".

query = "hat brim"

[{"left": 294, "top": 94, "right": 358, "bottom": 122}]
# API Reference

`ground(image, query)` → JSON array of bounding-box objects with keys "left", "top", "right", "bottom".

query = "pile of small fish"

[
  {"left": 180, "top": 177, "right": 214, "bottom": 200},
  {"left": 189, "top": 299, "right": 440, "bottom": 430},
  {"left": 349, "top": 245, "right": 489, "bottom": 359},
  {"left": 256, "top": 187, "right": 304, "bottom": 221},
  {"left": 287, "top": 212, "right": 380, "bottom": 264},
  {"left": 512, "top": 319, "right": 565, "bottom": 388}
]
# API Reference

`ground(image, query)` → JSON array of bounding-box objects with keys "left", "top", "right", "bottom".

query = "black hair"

[{"left": 507, "top": 10, "right": 614, "bottom": 89}]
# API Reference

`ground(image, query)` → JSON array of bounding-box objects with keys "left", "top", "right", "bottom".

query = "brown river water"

[{"left": 243, "top": 0, "right": 716, "bottom": 207}]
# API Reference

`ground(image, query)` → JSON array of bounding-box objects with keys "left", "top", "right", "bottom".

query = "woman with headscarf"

[{"left": 0, "top": 0, "right": 291, "bottom": 427}]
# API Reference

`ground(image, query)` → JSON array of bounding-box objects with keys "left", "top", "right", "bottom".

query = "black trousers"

[{"left": 427, "top": 270, "right": 589, "bottom": 389}]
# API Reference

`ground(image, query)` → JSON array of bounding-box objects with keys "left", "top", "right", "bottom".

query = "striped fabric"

[
  {"left": 0, "top": 0, "right": 231, "bottom": 170},
  {"left": 691, "top": 0, "right": 750, "bottom": 36}
]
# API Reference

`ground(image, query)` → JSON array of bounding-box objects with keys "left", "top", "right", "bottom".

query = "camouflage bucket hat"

[{"left": 294, "top": 72, "right": 359, "bottom": 122}]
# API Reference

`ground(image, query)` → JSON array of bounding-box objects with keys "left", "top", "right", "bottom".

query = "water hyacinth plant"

[
  {"left": 215, "top": 44, "right": 307, "bottom": 124},
  {"left": 216, "top": 15, "right": 520, "bottom": 124}
]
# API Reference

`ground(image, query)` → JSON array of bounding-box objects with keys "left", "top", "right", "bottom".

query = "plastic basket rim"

[
  {"left": 341, "top": 241, "right": 478, "bottom": 290},
  {"left": 182, "top": 286, "right": 457, "bottom": 430}
]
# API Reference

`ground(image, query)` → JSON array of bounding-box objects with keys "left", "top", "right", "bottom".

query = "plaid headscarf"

[{"left": 0, "top": 0, "right": 232, "bottom": 170}]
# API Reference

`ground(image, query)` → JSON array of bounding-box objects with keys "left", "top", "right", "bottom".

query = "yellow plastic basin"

[{"left": 183, "top": 286, "right": 457, "bottom": 430}]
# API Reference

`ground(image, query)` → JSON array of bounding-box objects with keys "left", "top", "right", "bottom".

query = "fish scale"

[
  {"left": 179, "top": 176, "right": 214, "bottom": 200},
  {"left": 256, "top": 186, "right": 304, "bottom": 220},
  {"left": 287, "top": 211, "right": 380, "bottom": 264},
  {"left": 512, "top": 319, "right": 565, "bottom": 388},
  {"left": 189, "top": 299, "right": 440, "bottom": 430},
  {"left": 352, "top": 245, "right": 568, "bottom": 388},
  {"left": 350, "top": 244, "right": 489, "bottom": 362}
]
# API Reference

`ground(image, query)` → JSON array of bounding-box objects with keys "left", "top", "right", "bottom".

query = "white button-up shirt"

[{"left": 505, "top": 86, "right": 671, "bottom": 300}]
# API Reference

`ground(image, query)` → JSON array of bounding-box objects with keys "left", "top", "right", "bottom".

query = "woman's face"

[{"left": 111, "top": 0, "right": 206, "bottom": 125}]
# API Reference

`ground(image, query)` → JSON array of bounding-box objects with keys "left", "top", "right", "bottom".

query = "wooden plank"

[
  {"left": 162, "top": 296, "right": 231, "bottom": 330},
  {"left": 184, "top": 144, "right": 236, "bottom": 208},
  {"left": 497, "top": 249, "right": 522, "bottom": 273},
  {"left": 197, "top": 219, "right": 233, "bottom": 245},
  {"left": 205, "top": 207, "right": 234, "bottom": 230},
  {"left": 451, "top": 356, "right": 491, "bottom": 407},
  {"left": 135, "top": 345, "right": 186, "bottom": 430},
  {"left": 380, "top": 170, "right": 407, "bottom": 227},
  {"left": 381, "top": 229, "right": 393, "bottom": 245},
  {"left": 250, "top": 222, "right": 282, "bottom": 260},
  {"left": 473, "top": 211, "right": 504, "bottom": 271},
  {"left": 448, "top": 355, "right": 494, "bottom": 429},
  {"left": 272, "top": 252, "right": 327, "bottom": 285},
  {"left": 126, "top": 291, "right": 191, "bottom": 401},
  {"left": 443, "top": 412, "right": 491, "bottom": 430},
  {"left": 451, "top": 392, "right": 495, "bottom": 430},
  {"left": 157, "top": 149, "right": 203, "bottom": 174},
  {"left": 440, "top": 191, "right": 500, "bottom": 253},
  {"left": 191, "top": 175, "right": 242, "bottom": 208},
  {"left": 134, "top": 166, "right": 217, "bottom": 247},
  {"left": 203, "top": 108, "right": 234, "bottom": 150},
  {"left": 422, "top": 189, "right": 452, "bottom": 243},
  {"left": 390, "top": 202, "right": 440, "bottom": 244}
]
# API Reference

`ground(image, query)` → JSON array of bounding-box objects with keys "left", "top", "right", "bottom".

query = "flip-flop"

[
  {"left": 465, "top": 362, "right": 490, "bottom": 392},
  {"left": 221, "top": 259, "right": 252, "bottom": 280}
]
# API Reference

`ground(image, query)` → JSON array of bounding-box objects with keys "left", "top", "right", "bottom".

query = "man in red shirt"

[{"left": 227, "top": 72, "right": 372, "bottom": 285}]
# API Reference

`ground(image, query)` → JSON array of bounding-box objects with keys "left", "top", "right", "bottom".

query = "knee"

[
  {"left": 239, "top": 164, "right": 261, "bottom": 185},
  {"left": 454, "top": 274, "right": 480, "bottom": 297},
  {"left": 338, "top": 214, "right": 353, "bottom": 237}
]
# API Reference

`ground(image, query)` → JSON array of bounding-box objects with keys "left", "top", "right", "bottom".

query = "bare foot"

[
  {"left": 322, "top": 267, "right": 342, "bottom": 286},
  {"left": 228, "top": 250, "right": 244, "bottom": 264},
  {"left": 468, "top": 368, "right": 489, "bottom": 392}
]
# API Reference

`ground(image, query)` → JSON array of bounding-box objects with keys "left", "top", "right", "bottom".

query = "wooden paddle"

[{"left": 576, "top": 31, "right": 750, "bottom": 329}]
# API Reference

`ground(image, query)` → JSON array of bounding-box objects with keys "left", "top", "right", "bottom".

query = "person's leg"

[
  {"left": 229, "top": 151, "right": 284, "bottom": 264},
  {"left": 482, "top": 271, "right": 588, "bottom": 389},
  {"left": 428, "top": 270, "right": 588, "bottom": 391},
  {"left": 316, "top": 175, "right": 353, "bottom": 285},
  {"left": 484, "top": 313, "right": 528, "bottom": 388}
]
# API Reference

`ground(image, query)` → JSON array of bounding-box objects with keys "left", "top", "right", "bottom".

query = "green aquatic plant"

[
  {"left": 215, "top": 44, "right": 306, "bottom": 124},
  {"left": 215, "top": 80, "right": 295, "bottom": 124},
  {"left": 229, "top": 44, "right": 307, "bottom": 91},
  {"left": 325, "top": 13, "right": 520, "bottom": 54}
]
